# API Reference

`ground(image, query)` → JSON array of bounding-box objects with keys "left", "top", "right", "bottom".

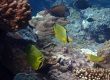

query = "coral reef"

[
  {"left": 65, "top": 8, "right": 84, "bottom": 41},
  {"left": 7, "top": 26, "right": 38, "bottom": 42},
  {"left": 74, "top": 68, "right": 110, "bottom": 80},
  {"left": 29, "top": 10, "right": 69, "bottom": 36},
  {"left": 69, "top": 9, "right": 81, "bottom": 20},
  {"left": 49, "top": 69, "right": 78, "bottom": 80},
  {"left": 14, "top": 73, "right": 41, "bottom": 80},
  {"left": 65, "top": 7, "right": 110, "bottom": 43},
  {"left": 81, "top": 48, "right": 97, "bottom": 56},
  {"left": 29, "top": 0, "right": 110, "bottom": 43},
  {"left": 0, "top": 41, "right": 95, "bottom": 79},
  {"left": 1, "top": 0, "right": 110, "bottom": 80},
  {"left": 81, "top": 8, "right": 110, "bottom": 42},
  {"left": 0, "top": 0, "right": 31, "bottom": 31},
  {"left": 0, "top": 30, "right": 34, "bottom": 73},
  {"left": 43, "top": 45, "right": 94, "bottom": 80},
  {"left": 97, "top": 40, "right": 110, "bottom": 69}
]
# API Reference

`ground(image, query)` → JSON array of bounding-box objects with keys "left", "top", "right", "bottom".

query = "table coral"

[{"left": 0, "top": 0, "right": 31, "bottom": 31}]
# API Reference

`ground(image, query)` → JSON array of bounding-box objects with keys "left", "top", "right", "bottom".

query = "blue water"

[
  {"left": 28, "top": 0, "right": 50, "bottom": 16},
  {"left": 29, "top": 0, "right": 110, "bottom": 16}
]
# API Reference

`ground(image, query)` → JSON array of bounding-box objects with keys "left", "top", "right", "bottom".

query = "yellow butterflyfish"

[
  {"left": 87, "top": 54, "right": 104, "bottom": 63},
  {"left": 25, "top": 44, "right": 44, "bottom": 70},
  {"left": 53, "top": 24, "right": 72, "bottom": 44}
]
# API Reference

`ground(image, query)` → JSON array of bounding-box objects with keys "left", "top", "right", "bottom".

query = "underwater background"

[{"left": 0, "top": 0, "right": 110, "bottom": 80}]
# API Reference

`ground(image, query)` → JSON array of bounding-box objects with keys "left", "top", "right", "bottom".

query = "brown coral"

[
  {"left": 0, "top": 0, "right": 31, "bottom": 31},
  {"left": 74, "top": 68, "right": 110, "bottom": 80}
]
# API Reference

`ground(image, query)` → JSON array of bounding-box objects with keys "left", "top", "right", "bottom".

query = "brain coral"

[{"left": 0, "top": 0, "right": 31, "bottom": 31}]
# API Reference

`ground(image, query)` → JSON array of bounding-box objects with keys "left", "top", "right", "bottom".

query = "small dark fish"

[
  {"left": 87, "top": 18, "right": 95, "bottom": 22},
  {"left": 74, "top": 0, "right": 91, "bottom": 9},
  {"left": 49, "top": 5, "right": 70, "bottom": 17}
]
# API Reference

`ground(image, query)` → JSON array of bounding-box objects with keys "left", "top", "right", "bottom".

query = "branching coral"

[
  {"left": 0, "top": 0, "right": 31, "bottom": 31},
  {"left": 74, "top": 68, "right": 110, "bottom": 80}
]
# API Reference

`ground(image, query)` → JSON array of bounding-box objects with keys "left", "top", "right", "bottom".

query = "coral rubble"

[
  {"left": 74, "top": 68, "right": 110, "bottom": 80},
  {"left": 0, "top": 0, "right": 31, "bottom": 31}
]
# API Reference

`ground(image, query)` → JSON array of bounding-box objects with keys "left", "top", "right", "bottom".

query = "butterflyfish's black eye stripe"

[
  {"left": 38, "top": 62, "right": 43, "bottom": 69},
  {"left": 67, "top": 36, "right": 69, "bottom": 42}
]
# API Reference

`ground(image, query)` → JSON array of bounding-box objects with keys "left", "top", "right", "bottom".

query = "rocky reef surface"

[
  {"left": 97, "top": 40, "right": 110, "bottom": 70},
  {"left": 29, "top": 10, "right": 69, "bottom": 36},
  {"left": 66, "top": 7, "right": 110, "bottom": 43},
  {"left": 43, "top": 46, "right": 94, "bottom": 80},
  {"left": 81, "top": 8, "right": 110, "bottom": 43}
]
